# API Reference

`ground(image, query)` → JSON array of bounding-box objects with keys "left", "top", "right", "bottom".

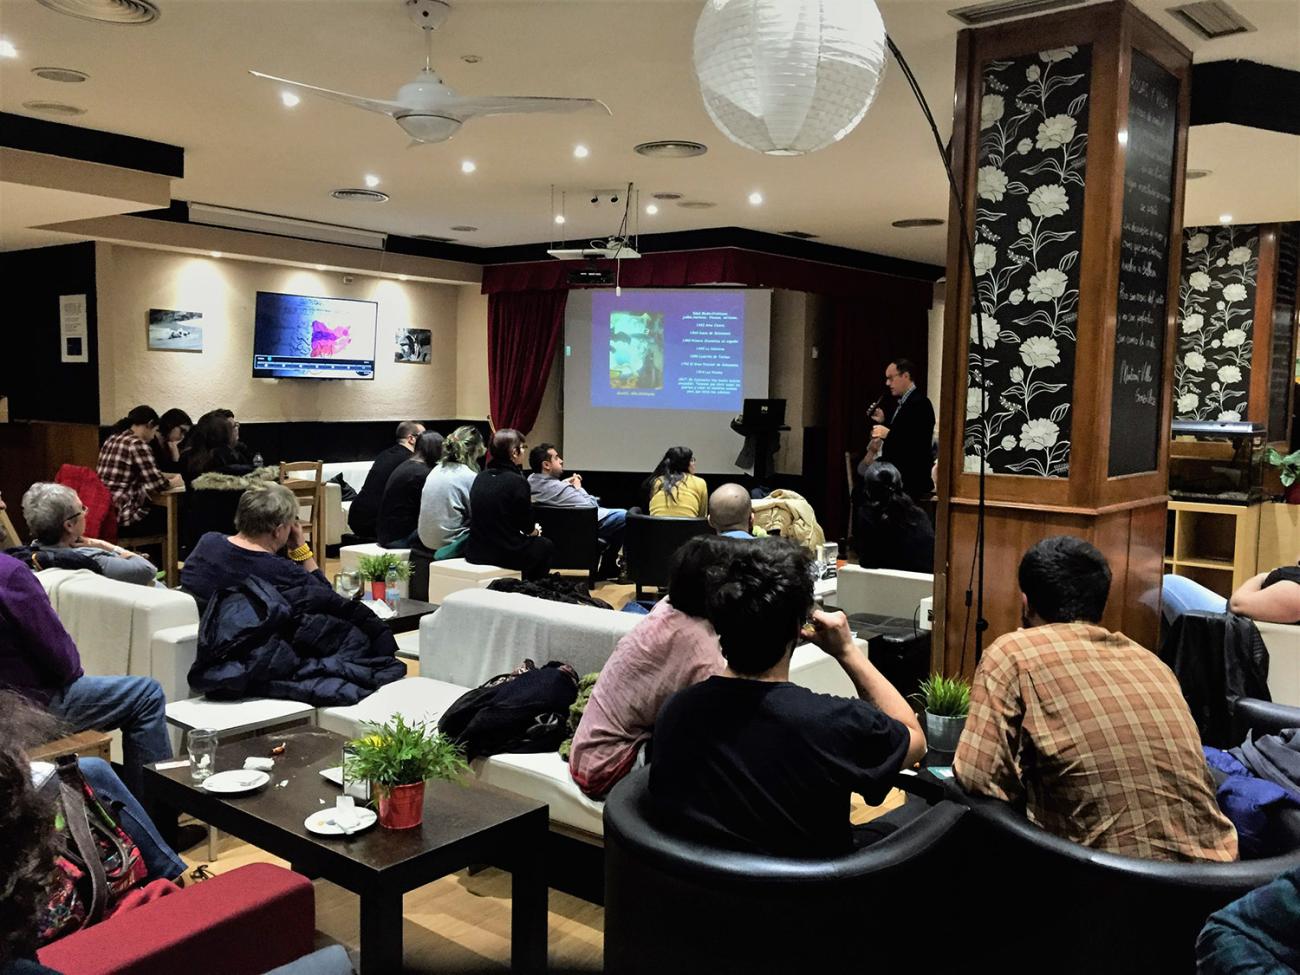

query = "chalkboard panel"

[{"left": 1108, "top": 52, "right": 1179, "bottom": 477}]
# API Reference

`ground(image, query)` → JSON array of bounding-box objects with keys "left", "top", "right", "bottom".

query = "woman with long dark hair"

[
  {"left": 180, "top": 411, "right": 245, "bottom": 482},
  {"left": 150, "top": 408, "right": 192, "bottom": 474},
  {"left": 852, "top": 461, "right": 934, "bottom": 573},
  {"left": 644, "top": 446, "right": 708, "bottom": 518}
]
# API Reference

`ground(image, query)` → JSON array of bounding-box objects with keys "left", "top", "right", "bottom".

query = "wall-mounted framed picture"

[
  {"left": 148, "top": 308, "right": 204, "bottom": 352},
  {"left": 394, "top": 327, "right": 432, "bottom": 363}
]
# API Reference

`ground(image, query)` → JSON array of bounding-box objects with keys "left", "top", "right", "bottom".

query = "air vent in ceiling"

[
  {"left": 651, "top": 191, "right": 684, "bottom": 200},
  {"left": 1168, "top": 1, "right": 1254, "bottom": 39},
  {"left": 22, "top": 100, "right": 85, "bottom": 116},
  {"left": 635, "top": 140, "right": 708, "bottom": 158},
  {"left": 35, "top": 0, "right": 159, "bottom": 25},
  {"left": 676, "top": 200, "right": 717, "bottom": 209},
  {"left": 948, "top": 0, "right": 1085, "bottom": 26},
  {"left": 892, "top": 218, "right": 945, "bottom": 228},
  {"left": 415, "top": 234, "right": 458, "bottom": 242},
  {"left": 331, "top": 188, "right": 389, "bottom": 203},
  {"left": 781, "top": 230, "right": 820, "bottom": 239},
  {"left": 32, "top": 67, "right": 89, "bottom": 83},
  {"left": 449, "top": 225, "right": 478, "bottom": 233},
  {"left": 1186, "top": 168, "right": 1213, "bottom": 180}
]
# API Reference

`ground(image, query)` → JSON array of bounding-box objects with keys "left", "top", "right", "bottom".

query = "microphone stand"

[{"left": 885, "top": 35, "right": 990, "bottom": 665}]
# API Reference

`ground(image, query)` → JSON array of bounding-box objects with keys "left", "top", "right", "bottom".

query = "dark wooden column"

[{"left": 933, "top": 1, "right": 1192, "bottom": 675}]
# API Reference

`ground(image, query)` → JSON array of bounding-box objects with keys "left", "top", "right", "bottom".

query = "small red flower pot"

[
  {"left": 376, "top": 781, "right": 425, "bottom": 829},
  {"left": 370, "top": 580, "right": 386, "bottom": 601}
]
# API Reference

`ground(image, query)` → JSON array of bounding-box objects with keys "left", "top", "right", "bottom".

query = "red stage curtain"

[{"left": 487, "top": 290, "right": 568, "bottom": 434}]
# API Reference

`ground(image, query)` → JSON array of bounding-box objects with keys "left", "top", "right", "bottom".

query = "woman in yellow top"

[{"left": 645, "top": 446, "right": 708, "bottom": 517}]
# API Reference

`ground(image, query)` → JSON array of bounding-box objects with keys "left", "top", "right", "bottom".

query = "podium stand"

[{"left": 730, "top": 415, "right": 790, "bottom": 486}]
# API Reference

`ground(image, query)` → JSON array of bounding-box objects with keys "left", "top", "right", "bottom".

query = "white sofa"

[
  {"left": 833, "top": 566, "right": 934, "bottom": 621},
  {"left": 1258, "top": 622, "right": 1300, "bottom": 707},
  {"left": 317, "top": 588, "right": 857, "bottom": 838},
  {"left": 321, "top": 461, "right": 372, "bottom": 547}
]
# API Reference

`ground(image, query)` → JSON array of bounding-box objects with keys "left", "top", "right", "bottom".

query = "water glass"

[
  {"left": 186, "top": 728, "right": 219, "bottom": 782},
  {"left": 341, "top": 745, "right": 370, "bottom": 801},
  {"left": 334, "top": 570, "right": 360, "bottom": 600}
]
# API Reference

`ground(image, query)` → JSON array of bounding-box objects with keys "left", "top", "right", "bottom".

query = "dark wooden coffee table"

[{"left": 145, "top": 728, "right": 548, "bottom": 974}]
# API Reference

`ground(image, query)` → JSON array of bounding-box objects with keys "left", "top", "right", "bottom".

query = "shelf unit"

[{"left": 1165, "top": 501, "right": 1261, "bottom": 597}]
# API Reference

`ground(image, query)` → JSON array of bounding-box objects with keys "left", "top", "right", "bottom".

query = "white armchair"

[{"left": 321, "top": 461, "right": 372, "bottom": 547}]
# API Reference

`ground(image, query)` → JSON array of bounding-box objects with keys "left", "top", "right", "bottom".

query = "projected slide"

[
  {"left": 591, "top": 291, "right": 744, "bottom": 411},
  {"left": 252, "top": 292, "right": 377, "bottom": 380}
]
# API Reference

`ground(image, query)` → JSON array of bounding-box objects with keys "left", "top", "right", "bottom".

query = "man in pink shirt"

[{"left": 570, "top": 536, "right": 738, "bottom": 798}]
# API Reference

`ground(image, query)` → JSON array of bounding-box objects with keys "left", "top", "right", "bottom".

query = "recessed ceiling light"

[
  {"left": 280, "top": 91, "right": 300, "bottom": 108},
  {"left": 1219, "top": 213, "right": 1233, "bottom": 223},
  {"left": 210, "top": 251, "right": 223, "bottom": 259},
  {"left": 635, "top": 140, "right": 708, "bottom": 159},
  {"left": 554, "top": 214, "right": 566, "bottom": 225},
  {"left": 449, "top": 225, "right": 478, "bottom": 232},
  {"left": 677, "top": 200, "right": 716, "bottom": 209},
  {"left": 34, "top": 0, "right": 160, "bottom": 25},
  {"left": 33, "top": 66, "right": 89, "bottom": 82},
  {"left": 461, "top": 160, "right": 476, "bottom": 174},
  {"left": 364, "top": 173, "right": 381, "bottom": 188},
  {"left": 331, "top": 188, "right": 389, "bottom": 202},
  {"left": 645, "top": 204, "right": 659, "bottom": 215},
  {"left": 0, "top": 39, "right": 17, "bottom": 59},
  {"left": 22, "top": 100, "right": 85, "bottom": 116},
  {"left": 460, "top": 54, "right": 481, "bottom": 64},
  {"left": 892, "top": 217, "right": 945, "bottom": 228},
  {"left": 1186, "top": 168, "right": 1212, "bottom": 180},
  {"left": 573, "top": 144, "right": 590, "bottom": 159},
  {"left": 748, "top": 191, "right": 764, "bottom": 206}
]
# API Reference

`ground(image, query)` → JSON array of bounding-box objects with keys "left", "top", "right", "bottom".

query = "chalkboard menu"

[{"left": 1108, "top": 51, "right": 1179, "bottom": 477}]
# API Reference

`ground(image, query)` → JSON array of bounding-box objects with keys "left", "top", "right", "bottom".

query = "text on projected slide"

[{"left": 590, "top": 291, "right": 744, "bottom": 410}]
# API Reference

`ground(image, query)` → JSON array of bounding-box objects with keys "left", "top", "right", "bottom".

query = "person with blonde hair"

[{"left": 417, "top": 425, "right": 486, "bottom": 559}]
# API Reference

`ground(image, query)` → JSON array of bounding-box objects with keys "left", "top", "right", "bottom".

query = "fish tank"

[{"left": 1168, "top": 420, "right": 1267, "bottom": 504}]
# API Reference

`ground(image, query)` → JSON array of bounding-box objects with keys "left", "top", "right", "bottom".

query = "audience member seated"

[
  {"left": 149, "top": 407, "right": 192, "bottom": 475},
  {"left": 1197, "top": 864, "right": 1300, "bottom": 973},
  {"left": 707, "top": 483, "right": 761, "bottom": 539},
  {"left": 18, "top": 483, "right": 158, "bottom": 586},
  {"left": 467, "top": 429, "right": 554, "bottom": 581},
  {"left": 418, "top": 425, "right": 484, "bottom": 559},
  {"left": 96, "top": 405, "right": 183, "bottom": 535},
  {"left": 0, "top": 551, "right": 172, "bottom": 796},
  {"left": 954, "top": 535, "right": 1238, "bottom": 861},
  {"left": 645, "top": 446, "right": 708, "bottom": 517},
  {"left": 181, "top": 410, "right": 250, "bottom": 483},
  {"left": 210, "top": 408, "right": 258, "bottom": 466},
  {"left": 377, "top": 430, "right": 444, "bottom": 549},
  {"left": 1230, "top": 558, "right": 1300, "bottom": 625},
  {"left": 649, "top": 539, "right": 927, "bottom": 857},
  {"left": 570, "top": 535, "right": 737, "bottom": 798},
  {"left": 852, "top": 461, "right": 935, "bottom": 573},
  {"left": 180, "top": 482, "right": 328, "bottom": 609},
  {"left": 528, "top": 441, "right": 626, "bottom": 579},
  {"left": 348, "top": 420, "right": 425, "bottom": 539}
]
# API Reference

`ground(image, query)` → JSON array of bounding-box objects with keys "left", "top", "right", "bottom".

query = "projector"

[
  {"left": 568, "top": 268, "right": 614, "bottom": 286},
  {"left": 547, "top": 238, "right": 642, "bottom": 261}
]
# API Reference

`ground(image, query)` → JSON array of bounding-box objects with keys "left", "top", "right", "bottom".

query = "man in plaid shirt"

[
  {"left": 97, "top": 406, "right": 181, "bottom": 530},
  {"left": 955, "top": 536, "right": 1237, "bottom": 862}
]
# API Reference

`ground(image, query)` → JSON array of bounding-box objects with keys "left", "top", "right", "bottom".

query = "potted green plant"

[
  {"left": 355, "top": 553, "right": 412, "bottom": 601},
  {"left": 1266, "top": 448, "right": 1300, "bottom": 504},
  {"left": 344, "top": 715, "right": 468, "bottom": 829},
  {"left": 911, "top": 673, "right": 971, "bottom": 758}
]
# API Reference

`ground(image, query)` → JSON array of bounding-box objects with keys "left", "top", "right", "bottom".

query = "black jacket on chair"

[
  {"left": 879, "top": 390, "right": 935, "bottom": 501},
  {"left": 1159, "top": 610, "right": 1270, "bottom": 748}
]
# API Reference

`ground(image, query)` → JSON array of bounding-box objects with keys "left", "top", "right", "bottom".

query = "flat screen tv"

[{"left": 252, "top": 291, "right": 378, "bottom": 380}]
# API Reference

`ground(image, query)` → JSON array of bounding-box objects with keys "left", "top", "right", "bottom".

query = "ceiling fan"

[{"left": 249, "top": 0, "right": 610, "bottom": 145}]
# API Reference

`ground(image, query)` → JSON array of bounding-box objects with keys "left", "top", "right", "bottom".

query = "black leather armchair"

[
  {"left": 953, "top": 784, "right": 1300, "bottom": 974},
  {"left": 622, "top": 507, "right": 712, "bottom": 600},
  {"left": 1234, "top": 696, "right": 1300, "bottom": 740},
  {"left": 533, "top": 505, "right": 599, "bottom": 585},
  {"left": 602, "top": 767, "right": 967, "bottom": 974}
]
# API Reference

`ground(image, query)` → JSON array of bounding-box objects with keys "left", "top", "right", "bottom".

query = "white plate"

[
  {"left": 200, "top": 769, "right": 271, "bottom": 794},
  {"left": 304, "top": 807, "right": 378, "bottom": 836}
]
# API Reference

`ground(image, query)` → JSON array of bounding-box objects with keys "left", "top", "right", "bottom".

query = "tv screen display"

[{"left": 252, "top": 291, "right": 378, "bottom": 380}]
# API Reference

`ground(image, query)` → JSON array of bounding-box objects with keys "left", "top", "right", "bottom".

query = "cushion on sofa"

[
  {"left": 424, "top": 558, "right": 521, "bottom": 603},
  {"left": 478, "top": 750, "right": 605, "bottom": 835},
  {"left": 316, "top": 675, "right": 468, "bottom": 738},
  {"left": 833, "top": 565, "right": 934, "bottom": 619}
]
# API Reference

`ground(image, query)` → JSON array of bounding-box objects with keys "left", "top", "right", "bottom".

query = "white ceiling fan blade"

[
  {"left": 447, "top": 95, "right": 612, "bottom": 120},
  {"left": 249, "top": 70, "right": 406, "bottom": 117}
]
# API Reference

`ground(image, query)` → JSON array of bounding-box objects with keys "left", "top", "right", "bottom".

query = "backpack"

[
  {"left": 37, "top": 756, "right": 149, "bottom": 945},
  {"left": 438, "top": 660, "right": 580, "bottom": 761}
]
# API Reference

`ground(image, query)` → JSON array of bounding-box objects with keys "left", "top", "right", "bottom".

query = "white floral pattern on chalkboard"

[
  {"left": 964, "top": 45, "right": 1091, "bottom": 478},
  {"left": 1173, "top": 225, "right": 1258, "bottom": 421}
]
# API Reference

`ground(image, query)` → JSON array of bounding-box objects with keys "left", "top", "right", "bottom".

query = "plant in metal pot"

[
  {"left": 1266, "top": 447, "right": 1300, "bottom": 503},
  {"left": 355, "top": 552, "right": 412, "bottom": 599},
  {"left": 344, "top": 715, "right": 468, "bottom": 829},
  {"left": 911, "top": 673, "right": 971, "bottom": 758}
]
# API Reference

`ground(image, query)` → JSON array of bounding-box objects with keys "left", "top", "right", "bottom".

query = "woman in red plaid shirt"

[{"left": 96, "top": 406, "right": 182, "bottom": 534}]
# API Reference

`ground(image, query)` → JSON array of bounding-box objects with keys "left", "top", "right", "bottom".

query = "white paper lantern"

[{"left": 693, "top": 0, "right": 888, "bottom": 156}]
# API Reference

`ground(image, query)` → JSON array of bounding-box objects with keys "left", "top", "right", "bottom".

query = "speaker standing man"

[{"left": 870, "top": 358, "right": 935, "bottom": 502}]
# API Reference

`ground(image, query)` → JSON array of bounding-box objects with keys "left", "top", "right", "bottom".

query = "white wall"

[
  {"left": 456, "top": 287, "right": 490, "bottom": 420},
  {"left": 928, "top": 279, "right": 947, "bottom": 431},
  {"left": 95, "top": 242, "right": 466, "bottom": 423}
]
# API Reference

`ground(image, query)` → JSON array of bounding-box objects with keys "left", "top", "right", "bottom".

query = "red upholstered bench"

[{"left": 38, "top": 863, "right": 316, "bottom": 975}]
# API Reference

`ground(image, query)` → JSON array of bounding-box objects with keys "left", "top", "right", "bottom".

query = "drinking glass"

[
  {"left": 186, "top": 728, "right": 219, "bottom": 782},
  {"left": 341, "top": 744, "right": 370, "bottom": 801},
  {"left": 335, "top": 570, "right": 361, "bottom": 600}
]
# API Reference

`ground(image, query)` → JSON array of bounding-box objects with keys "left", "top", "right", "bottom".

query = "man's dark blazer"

[{"left": 880, "top": 389, "right": 936, "bottom": 501}]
